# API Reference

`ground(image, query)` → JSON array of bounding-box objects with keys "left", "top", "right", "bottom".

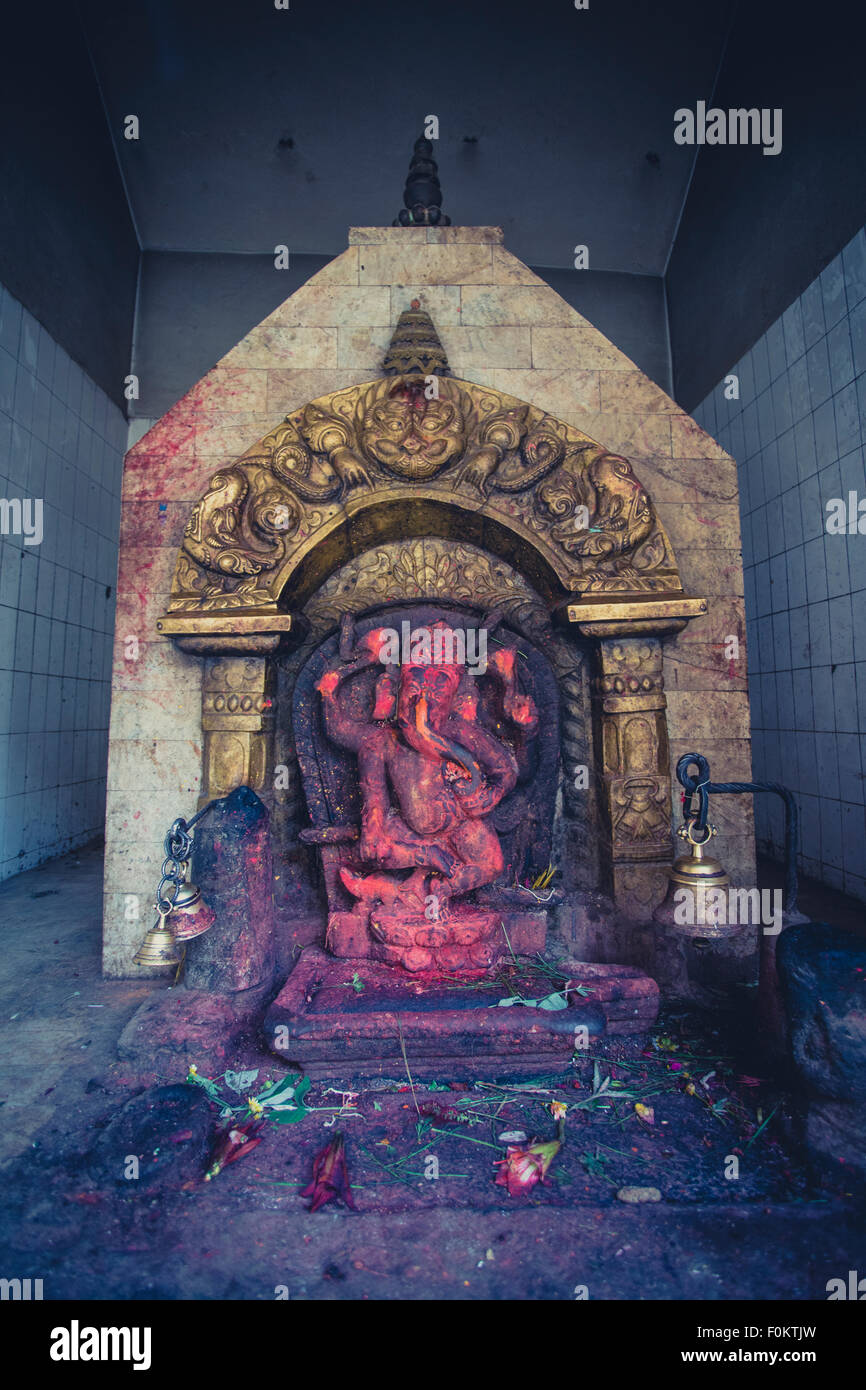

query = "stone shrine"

[{"left": 104, "top": 209, "right": 754, "bottom": 1074}]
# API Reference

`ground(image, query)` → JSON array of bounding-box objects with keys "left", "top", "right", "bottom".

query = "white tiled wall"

[
  {"left": 694, "top": 227, "right": 866, "bottom": 904},
  {"left": 0, "top": 281, "right": 126, "bottom": 881}
]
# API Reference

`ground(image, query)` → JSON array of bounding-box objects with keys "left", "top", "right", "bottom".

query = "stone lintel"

[
  {"left": 349, "top": 226, "right": 504, "bottom": 245},
  {"left": 157, "top": 609, "right": 302, "bottom": 657},
  {"left": 157, "top": 609, "right": 294, "bottom": 637},
  {"left": 558, "top": 593, "right": 708, "bottom": 639}
]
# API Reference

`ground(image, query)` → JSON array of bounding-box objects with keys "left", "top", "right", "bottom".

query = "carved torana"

[{"left": 164, "top": 308, "right": 686, "bottom": 620}]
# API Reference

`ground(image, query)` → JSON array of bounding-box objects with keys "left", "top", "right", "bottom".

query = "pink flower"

[
  {"left": 204, "top": 1118, "right": 264, "bottom": 1182},
  {"left": 301, "top": 1132, "right": 356, "bottom": 1213},
  {"left": 493, "top": 1139, "right": 560, "bottom": 1197}
]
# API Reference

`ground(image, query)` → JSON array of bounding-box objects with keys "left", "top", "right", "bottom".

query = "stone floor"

[{"left": 0, "top": 844, "right": 864, "bottom": 1301}]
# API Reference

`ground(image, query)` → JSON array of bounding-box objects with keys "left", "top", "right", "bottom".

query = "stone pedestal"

[{"left": 264, "top": 946, "right": 659, "bottom": 1080}]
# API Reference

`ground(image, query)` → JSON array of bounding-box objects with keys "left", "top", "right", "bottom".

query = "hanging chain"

[
  {"left": 675, "top": 752, "right": 800, "bottom": 913},
  {"left": 153, "top": 805, "right": 215, "bottom": 916}
]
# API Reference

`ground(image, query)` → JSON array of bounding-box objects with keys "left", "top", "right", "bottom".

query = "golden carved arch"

[{"left": 159, "top": 372, "right": 689, "bottom": 641}]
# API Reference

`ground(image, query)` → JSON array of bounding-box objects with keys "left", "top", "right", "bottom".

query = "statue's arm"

[
  {"left": 450, "top": 722, "right": 518, "bottom": 814},
  {"left": 317, "top": 629, "right": 392, "bottom": 753},
  {"left": 357, "top": 733, "right": 393, "bottom": 859},
  {"left": 317, "top": 669, "right": 366, "bottom": 753}
]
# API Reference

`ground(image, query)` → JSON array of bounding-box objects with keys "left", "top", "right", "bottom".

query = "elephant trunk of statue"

[{"left": 398, "top": 693, "right": 483, "bottom": 794}]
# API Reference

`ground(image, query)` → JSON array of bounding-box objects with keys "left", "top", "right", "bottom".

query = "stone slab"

[{"left": 264, "top": 947, "right": 659, "bottom": 1078}]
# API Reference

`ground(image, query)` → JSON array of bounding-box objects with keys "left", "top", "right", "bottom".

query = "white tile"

[
  {"left": 842, "top": 228, "right": 866, "bottom": 309},
  {"left": 0, "top": 289, "right": 22, "bottom": 358},
  {"left": 782, "top": 299, "right": 806, "bottom": 364},
  {"left": 766, "top": 319, "right": 787, "bottom": 381},
  {"left": 833, "top": 381, "right": 860, "bottom": 455},
  {"left": 820, "top": 255, "right": 847, "bottom": 329},
  {"left": 801, "top": 280, "right": 826, "bottom": 348}
]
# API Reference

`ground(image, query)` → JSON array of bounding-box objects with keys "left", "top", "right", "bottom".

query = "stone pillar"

[
  {"left": 155, "top": 610, "right": 298, "bottom": 811},
  {"left": 201, "top": 655, "right": 276, "bottom": 809},
  {"left": 557, "top": 593, "right": 708, "bottom": 928},
  {"left": 593, "top": 637, "right": 672, "bottom": 922}
]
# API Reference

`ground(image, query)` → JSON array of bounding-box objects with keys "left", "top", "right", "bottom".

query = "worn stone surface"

[
  {"left": 358, "top": 243, "right": 494, "bottom": 285},
  {"left": 8, "top": 846, "right": 866, "bottom": 1311},
  {"left": 185, "top": 786, "right": 276, "bottom": 995},
  {"left": 777, "top": 923, "right": 866, "bottom": 1102},
  {"left": 777, "top": 922, "right": 866, "bottom": 1172},
  {"left": 86, "top": 1082, "right": 213, "bottom": 1192},
  {"left": 263, "top": 946, "right": 657, "bottom": 1078},
  {"left": 117, "top": 989, "right": 242, "bottom": 1073}
]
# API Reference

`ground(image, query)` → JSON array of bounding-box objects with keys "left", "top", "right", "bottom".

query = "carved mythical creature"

[
  {"left": 183, "top": 468, "right": 298, "bottom": 577},
  {"left": 576, "top": 453, "right": 654, "bottom": 559},
  {"left": 357, "top": 378, "right": 468, "bottom": 481},
  {"left": 458, "top": 410, "right": 572, "bottom": 496},
  {"left": 171, "top": 304, "right": 682, "bottom": 609},
  {"left": 538, "top": 450, "right": 655, "bottom": 564},
  {"left": 316, "top": 624, "right": 538, "bottom": 920}
]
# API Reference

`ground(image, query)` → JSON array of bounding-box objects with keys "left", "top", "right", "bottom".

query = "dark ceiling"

[{"left": 80, "top": 0, "right": 733, "bottom": 273}]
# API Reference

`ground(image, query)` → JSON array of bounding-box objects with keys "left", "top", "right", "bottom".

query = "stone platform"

[{"left": 264, "top": 947, "right": 659, "bottom": 1079}]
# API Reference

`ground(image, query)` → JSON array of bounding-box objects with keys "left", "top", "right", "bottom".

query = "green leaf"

[
  {"left": 255, "top": 1074, "right": 301, "bottom": 1106},
  {"left": 265, "top": 1074, "right": 312, "bottom": 1123},
  {"left": 580, "top": 1149, "right": 609, "bottom": 1178},
  {"left": 224, "top": 1069, "right": 260, "bottom": 1094},
  {"left": 268, "top": 1104, "right": 310, "bottom": 1124},
  {"left": 536, "top": 991, "right": 569, "bottom": 1011},
  {"left": 493, "top": 990, "right": 569, "bottom": 1011}
]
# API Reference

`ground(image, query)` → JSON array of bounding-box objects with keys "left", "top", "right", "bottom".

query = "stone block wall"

[{"left": 104, "top": 226, "right": 753, "bottom": 975}]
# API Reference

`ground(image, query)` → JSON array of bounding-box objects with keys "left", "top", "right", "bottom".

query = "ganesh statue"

[{"left": 299, "top": 616, "right": 541, "bottom": 973}]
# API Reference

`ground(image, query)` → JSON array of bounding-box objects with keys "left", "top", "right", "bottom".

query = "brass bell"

[
  {"left": 653, "top": 818, "right": 738, "bottom": 937},
  {"left": 170, "top": 878, "right": 217, "bottom": 942},
  {"left": 132, "top": 906, "right": 182, "bottom": 967}
]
